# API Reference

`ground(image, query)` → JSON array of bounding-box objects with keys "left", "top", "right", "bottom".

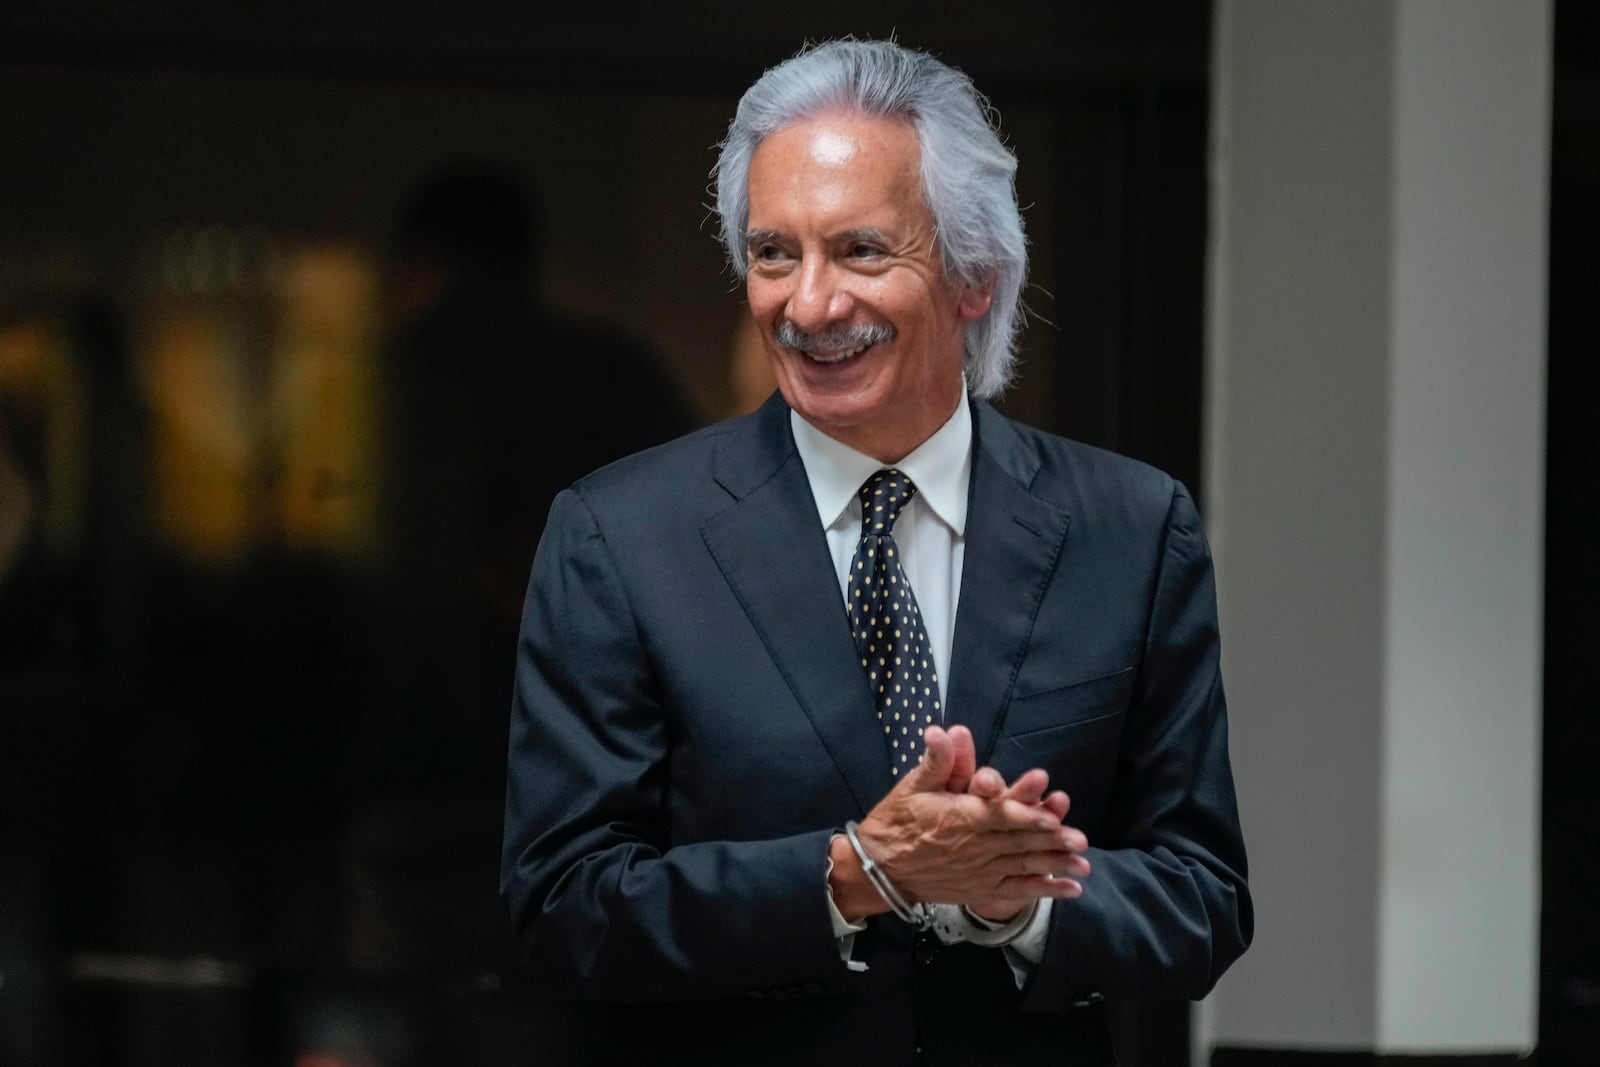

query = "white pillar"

[{"left": 1201, "top": 0, "right": 1548, "bottom": 1056}]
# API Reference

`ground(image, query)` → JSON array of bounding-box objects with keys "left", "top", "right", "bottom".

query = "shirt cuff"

[
  {"left": 928, "top": 898, "right": 1053, "bottom": 989},
  {"left": 999, "top": 896, "right": 1052, "bottom": 967},
  {"left": 825, "top": 835, "right": 869, "bottom": 972}
]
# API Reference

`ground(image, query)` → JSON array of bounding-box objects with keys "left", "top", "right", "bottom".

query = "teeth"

[{"left": 805, "top": 344, "right": 868, "bottom": 364}]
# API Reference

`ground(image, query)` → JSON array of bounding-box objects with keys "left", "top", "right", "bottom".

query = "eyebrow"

[{"left": 742, "top": 227, "right": 894, "bottom": 248}]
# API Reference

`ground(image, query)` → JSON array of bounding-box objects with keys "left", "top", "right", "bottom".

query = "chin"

[{"left": 786, "top": 393, "right": 875, "bottom": 431}]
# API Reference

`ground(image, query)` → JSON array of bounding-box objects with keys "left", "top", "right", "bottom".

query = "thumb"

[{"left": 903, "top": 725, "right": 955, "bottom": 792}]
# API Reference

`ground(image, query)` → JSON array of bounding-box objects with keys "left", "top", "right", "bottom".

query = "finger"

[
  {"left": 997, "top": 768, "right": 1049, "bottom": 806},
  {"left": 906, "top": 725, "right": 955, "bottom": 792},
  {"left": 986, "top": 827, "right": 1086, "bottom": 856},
  {"left": 1000, "top": 848, "right": 1089, "bottom": 887},
  {"left": 967, "top": 767, "right": 1005, "bottom": 800},
  {"left": 990, "top": 796, "right": 1075, "bottom": 832},
  {"left": 1040, "top": 790, "right": 1071, "bottom": 821},
  {"left": 968, "top": 872, "right": 1085, "bottom": 914},
  {"left": 996, "top": 847, "right": 1090, "bottom": 881},
  {"left": 945, "top": 725, "right": 977, "bottom": 794},
  {"left": 1047, "top": 823, "right": 1090, "bottom": 854},
  {"left": 993, "top": 874, "right": 1084, "bottom": 900}
]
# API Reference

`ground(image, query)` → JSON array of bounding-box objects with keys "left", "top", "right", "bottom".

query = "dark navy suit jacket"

[{"left": 501, "top": 392, "right": 1251, "bottom": 1066}]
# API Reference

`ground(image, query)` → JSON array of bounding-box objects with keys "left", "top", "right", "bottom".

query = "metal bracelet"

[
  {"left": 844, "top": 820, "right": 932, "bottom": 929},
  {"left": 955, "top": 900, "right": 1040, "bottom": 947}
]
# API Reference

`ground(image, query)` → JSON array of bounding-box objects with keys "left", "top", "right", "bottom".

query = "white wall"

[
  {"left": 1203, "top": 0, "right": 1395, "bottom": 1046},
  {"left": 1377, "top": 0, "right": 1548, "bottom": 1049},
  {"left": 1202, "top": 0, "right": 1547, "bottom": 1055}
]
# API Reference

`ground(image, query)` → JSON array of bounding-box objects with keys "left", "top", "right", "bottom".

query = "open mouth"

[
  {"left": 802, "top": 341, "right": 875, "bottom": 365},
  {"left": 775, "top": 320, "right": 895, "bottom": 367}
]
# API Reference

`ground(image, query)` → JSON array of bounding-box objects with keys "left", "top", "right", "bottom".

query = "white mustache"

[{"left": 774, "top": 320, "right": 895, "bottom": 355}]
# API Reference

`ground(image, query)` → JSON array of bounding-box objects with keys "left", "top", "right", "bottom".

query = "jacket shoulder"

[
  {"left": 575, "top": 419, "right": 724, "bottom": 485},
  {"left": 561, "top": 407, "right": 757, "bottom": 528},
  {"left": 983, "top": 408, "right": 1183, "bottom": 522}
]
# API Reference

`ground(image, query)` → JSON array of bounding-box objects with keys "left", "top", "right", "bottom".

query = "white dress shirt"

[{"left": 790, "top": 396, "right": 1051, "bottom": 983}]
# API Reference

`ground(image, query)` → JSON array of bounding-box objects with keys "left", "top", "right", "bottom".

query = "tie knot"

[{"left": 859, "top": 468, "right": 918, "bottom": 535}]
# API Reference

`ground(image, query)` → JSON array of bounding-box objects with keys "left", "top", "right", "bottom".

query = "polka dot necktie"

[{"left": 846, "top": 469, "right": 941, "bottom": 777}]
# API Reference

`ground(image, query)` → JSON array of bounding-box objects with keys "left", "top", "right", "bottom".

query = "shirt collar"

[{"left": 790, "top": 391, "right": 972, "bottom": 537}]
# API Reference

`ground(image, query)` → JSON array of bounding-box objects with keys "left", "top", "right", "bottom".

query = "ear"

[{"left": 956, "top": 281, "right": 992, "bottom": 322}]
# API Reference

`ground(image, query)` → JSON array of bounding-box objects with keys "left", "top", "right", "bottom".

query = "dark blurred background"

[{"left": 0, "top": 2, "right": 1590, "bottom": 1064}]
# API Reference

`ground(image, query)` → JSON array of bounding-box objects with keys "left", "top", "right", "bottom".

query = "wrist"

[
  {"left": 967, "top": 903, "right": 1027, "bottom": 924},
  {"left": 843, "top": 820, "right": 932, "bottom": 928},
  {"left": 828, "top": 833, "right": 888, "bottom": 923},
  {"left": 930, "top": 900, "right": 1040, "bottom": 948}
]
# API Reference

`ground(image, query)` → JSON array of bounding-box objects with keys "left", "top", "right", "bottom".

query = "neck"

[{"left": 804, "top": 386, "right": 967, "bottom": 465}]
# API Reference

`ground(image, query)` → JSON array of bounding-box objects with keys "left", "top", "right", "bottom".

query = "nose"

[{"left": 785, "top": 254, "right": 854, "bottom": 331}]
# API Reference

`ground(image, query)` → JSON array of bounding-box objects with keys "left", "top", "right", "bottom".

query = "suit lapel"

[
  {"left": 700, "top": 395, "right": 890, "bottom": 814},
  {"left": 947, "top": 401, "right": 1073, "bottom": 764}
]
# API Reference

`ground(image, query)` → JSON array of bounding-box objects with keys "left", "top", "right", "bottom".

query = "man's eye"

[
  {"left": 848, "top": 243, "right": 884, "bottom": 259},
  {"left": 751, "top": 244, "right": 788, "bottom": 262}
]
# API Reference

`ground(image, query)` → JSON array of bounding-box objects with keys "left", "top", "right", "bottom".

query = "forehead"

[{"left": 746, "top": 111, "right": 925, "bottom": 226}]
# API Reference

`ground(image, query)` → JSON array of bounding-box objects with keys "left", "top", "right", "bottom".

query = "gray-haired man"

[{"left": 503, "top": 38, "right": 1251, "bottom": 1066}]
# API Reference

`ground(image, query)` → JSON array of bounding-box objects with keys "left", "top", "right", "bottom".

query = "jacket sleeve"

[
  {"left": 1021, "top": 483, "right": 1253, "bottom": 1008},
  {"left": 500, "top": 488, "right": 853, "bottom": 1002}
]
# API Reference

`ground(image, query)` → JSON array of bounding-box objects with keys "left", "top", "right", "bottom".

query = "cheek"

[
  {"left": 745, "top": 278, "right": 783, "bottom": 320},
  {"left": 875, "top": 275, "right": 944, "bottom": 323}
]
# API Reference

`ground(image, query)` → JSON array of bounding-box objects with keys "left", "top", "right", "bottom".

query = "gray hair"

[{"left": 713, "top": 39, "right": 1028, "bottom": 399}]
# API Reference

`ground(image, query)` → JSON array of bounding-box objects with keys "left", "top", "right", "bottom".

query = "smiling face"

[{"left": 744, "top": 111, "right": 991, "bottom": 463}]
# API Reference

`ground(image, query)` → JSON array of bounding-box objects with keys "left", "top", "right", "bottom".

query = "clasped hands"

[{"left": 828, "top": 725, "right": 1090, "bottom": 924}]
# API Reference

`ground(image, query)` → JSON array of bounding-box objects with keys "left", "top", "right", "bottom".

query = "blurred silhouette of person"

[
  {"left": 333, "top": 163, "right": 696, "bottom": 1061},
  {"left": 0, "top": 296, "right": 163, "bottom": 1064},
  {"left": 381, "top": 163, "right": 697, "bottom": 637}
]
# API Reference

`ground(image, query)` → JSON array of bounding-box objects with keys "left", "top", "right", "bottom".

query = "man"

[{"left": 502, "top": 39, "right": 1250, "bottom": 1066}]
